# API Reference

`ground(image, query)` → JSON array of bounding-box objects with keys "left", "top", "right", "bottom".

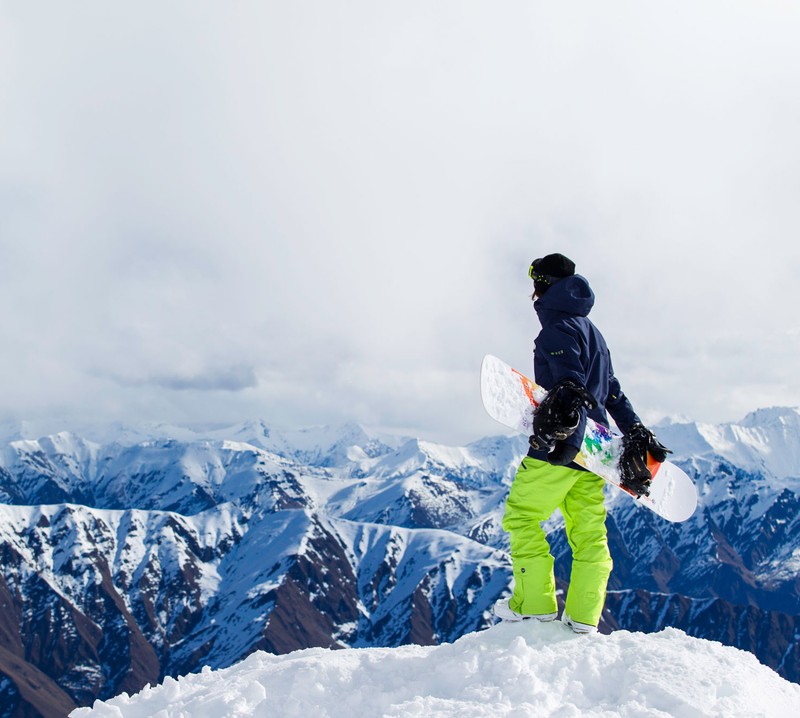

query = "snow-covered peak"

[
  {"left": 739, "top": 406, "right": 800, "bottom": 429},
  {"left": 0, "top": 420, "right": 212, "bottom": 449},
  {"left": 71, "top": 622, "right": 800, "bottom": 718},
  {"left": 0, "top": 418, "right": 408, "bottom": 467},
  {"left": 656, "top": 407, "right": 800, "bottom": 480},
  {"left": 350, "top": 435, "right": 524, "bottom": 491},
  {"left": 179, "top": 420, "right": 405, "bottom": 468},
  {"left": 264, "top": 421, "right": 400, "bottom": 464}
]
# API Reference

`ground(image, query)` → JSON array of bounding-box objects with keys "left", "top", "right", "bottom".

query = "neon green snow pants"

[{"left": 502, "top": 456, "right": 613, "bottom": 627}]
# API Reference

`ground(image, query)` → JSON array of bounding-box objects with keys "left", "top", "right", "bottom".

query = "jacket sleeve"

[
  {"left": 606, "top": 353, "right": 641, "bottom": 435},
  {"left": 534, "top": 326, "right": 588, "bottom": 450}
]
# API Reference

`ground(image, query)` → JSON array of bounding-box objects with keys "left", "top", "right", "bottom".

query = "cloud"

[
  {"left": 0, "top": 1, "right": 799, "bottom": 442},
  {"left": 114, "top": 365, "right": 259, "bottom": 393}
]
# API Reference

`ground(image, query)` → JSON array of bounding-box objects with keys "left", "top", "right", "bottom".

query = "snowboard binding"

[
  {"left": 619, "top": 424, "right": 672, "bottom": 498},
  {"left": 529, "top": 379, "right": 598, "bottom": 451}
]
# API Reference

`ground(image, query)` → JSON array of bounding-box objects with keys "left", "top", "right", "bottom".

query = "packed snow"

[{"left": 72, "top": 622, "right": 799, "bottom": 718}]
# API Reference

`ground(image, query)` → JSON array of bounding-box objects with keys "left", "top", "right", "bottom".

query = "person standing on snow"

[{"left": 494, "top": 253, "right": 670, "bottom": 633}]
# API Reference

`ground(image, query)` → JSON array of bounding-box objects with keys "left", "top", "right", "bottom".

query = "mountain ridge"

[{"left": 1, "top": 408, "right": 799, "bottom": 716}]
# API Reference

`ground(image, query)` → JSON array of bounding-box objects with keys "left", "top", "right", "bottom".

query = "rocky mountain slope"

[{"left": 0, "top": 409, "right": 798, "bottom": 716}]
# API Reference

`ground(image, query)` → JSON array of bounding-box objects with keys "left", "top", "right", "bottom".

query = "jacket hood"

[{"left": 534, "top": 274, "right": 595, "bottom": 321}]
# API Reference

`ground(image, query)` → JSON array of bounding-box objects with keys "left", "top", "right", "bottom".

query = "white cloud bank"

[{"left": 1, "top": 1, "right": 798, "bottom": 442}]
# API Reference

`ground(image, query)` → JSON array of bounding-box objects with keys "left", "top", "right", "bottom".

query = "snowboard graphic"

[{"left": 480, "top": 354, "right": 697, "bottom": 522}]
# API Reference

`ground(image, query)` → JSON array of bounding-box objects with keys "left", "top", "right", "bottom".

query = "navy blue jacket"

[{"left": 529, "top": 274, "right": 640, "bottom": 464}]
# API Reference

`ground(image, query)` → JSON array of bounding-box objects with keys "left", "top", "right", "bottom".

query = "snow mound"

[{"left": 72, "top": 623, "right": 800, "bottom": 718}]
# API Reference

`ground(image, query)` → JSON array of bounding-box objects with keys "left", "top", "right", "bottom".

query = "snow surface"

[{"left": 72, "top": 622, "right": 799, "bottom": 718}]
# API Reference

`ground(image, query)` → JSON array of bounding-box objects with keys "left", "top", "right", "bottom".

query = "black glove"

[
  {"left": 528, "top": 379, "right": 597, "bottom": 451},
  {"left": 619, "top": 424, "right": 672, "bottom": 498},
  {"left": 630, "top": 423, "right": 671, "bottom": 462},
  {"left": 547, "top": 441, "right": 580, "bottom": 466}
]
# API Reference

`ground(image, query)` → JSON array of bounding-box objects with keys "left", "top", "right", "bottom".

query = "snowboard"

[{"left": 480, "top": 354, "right": 697, "bottom": 522}]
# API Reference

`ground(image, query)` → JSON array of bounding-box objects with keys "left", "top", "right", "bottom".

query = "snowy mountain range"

[{"left": 1, "top": 408, "right": 799, "bottom": 717}]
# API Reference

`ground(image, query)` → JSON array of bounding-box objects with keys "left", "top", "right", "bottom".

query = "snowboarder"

[{"left": 494, "top": 253, "right": 670, "bottom": 633}]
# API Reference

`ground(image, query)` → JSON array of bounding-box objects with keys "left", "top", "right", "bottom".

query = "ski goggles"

[{"left": 528, "top": 259, "right": 551, "bottom": 285}]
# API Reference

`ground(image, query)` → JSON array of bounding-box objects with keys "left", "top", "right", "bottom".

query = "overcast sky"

[{"left": 1, "top": 1, "right": 798, "bottom": 444}]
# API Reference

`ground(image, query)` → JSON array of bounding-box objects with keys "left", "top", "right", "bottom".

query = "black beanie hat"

[{"left": 530, "top": 253, "right": 576, "bottom": 279}]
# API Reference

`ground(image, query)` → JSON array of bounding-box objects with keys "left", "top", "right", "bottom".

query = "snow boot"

[
  {"left": 561, "top": 612, "right": 597, "bottom": 634},
  {"left": 493, "top": 598, "right": 557, "bottom": 623}
]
